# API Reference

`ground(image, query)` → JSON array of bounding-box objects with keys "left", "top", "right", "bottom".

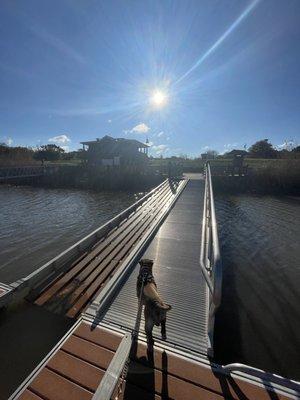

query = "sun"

[{"left": 150, "top": 89, "right": 168, "bottom": 107}]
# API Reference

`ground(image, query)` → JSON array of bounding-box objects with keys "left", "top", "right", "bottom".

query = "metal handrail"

[
  {"left": 200, "top": 162, "right": 222, "bottom": 307},
  {"left": 223, "top": 363, "right": 300, "bottom": 394},
  {"left": 200, "top": 163, "right": 222, "bottom": 350}
]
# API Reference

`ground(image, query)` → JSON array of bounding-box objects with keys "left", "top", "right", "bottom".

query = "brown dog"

[{"left": 136, "top": 259, "right": 172, "bottom": 347}]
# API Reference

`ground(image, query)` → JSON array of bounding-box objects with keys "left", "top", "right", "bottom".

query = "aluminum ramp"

[{"left": 101, "top": 178, "right": 209, "bottom": 355}]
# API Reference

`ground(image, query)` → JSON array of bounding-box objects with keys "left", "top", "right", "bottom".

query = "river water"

[
  {"left": 214, "top": 194, "right": 300, "bottom": 381},
  {"left": 0, "top": 185, "right": 299, "bottom": 392},
  {"left": 0, "top": 185, "right": 141, "bottom": 284}
]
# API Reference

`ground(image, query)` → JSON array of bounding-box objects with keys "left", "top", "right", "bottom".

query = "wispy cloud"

[
  {"left": 152, "top": 144, "right": 169, "bottom": 155},
  {"left": 157, "top": 131, "right": 164, "bottom": 137},
  {"left": 201, "top": 146, "right": 210, "bottom": 152},
  {"left": 29, "top": 25, "right": 86, "bottom": 65},
  {"left": 124, "top": 123, "right": 150, "bottom": 134},
  {"left": 0, "top": 136, "right": 14, "bottom": 146},
  {"left": 223, "top": 143, "right": 238, "bottom": 150},
  {"left": 48, "top": 134, "right": 71, "bottom": 144}
]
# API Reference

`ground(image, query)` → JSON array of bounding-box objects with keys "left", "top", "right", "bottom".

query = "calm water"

[
  {"left": 214, "top": 194, "right": 300, "bottom": 380},
  {"left": 0, "top": 185, "right": 140, "bottom": 283}
]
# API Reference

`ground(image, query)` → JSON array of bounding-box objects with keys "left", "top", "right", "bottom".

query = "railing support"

[{"left": 200, "top": 162, "right": 222, "bottom": 353}]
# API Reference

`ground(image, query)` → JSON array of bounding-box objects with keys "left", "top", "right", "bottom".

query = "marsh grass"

[{"left": 213, "top": 159, "right": 300, "bottom": 194}]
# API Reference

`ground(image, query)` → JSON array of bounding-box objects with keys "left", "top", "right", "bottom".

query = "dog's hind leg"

[
  {"left": 145, "top": 313, "right": 155, "bottom": 348},
  {"left": 161, "top": 318, "right": 167, "bottom": 341}
]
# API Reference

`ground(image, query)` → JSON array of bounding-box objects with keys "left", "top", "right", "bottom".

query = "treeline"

[
  {"left": 1, "top": 138, "right": 299, "bottom": 167},
  {"left": 0, "top": 143, "right": 84, "bottom": 166},
  {"left": 201, "top": 139, "right": 300, "bottom": 160}
]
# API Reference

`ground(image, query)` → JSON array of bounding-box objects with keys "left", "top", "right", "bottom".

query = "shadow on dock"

[{"left": 0, "top": 302, "right": 73, "bottom": 400}]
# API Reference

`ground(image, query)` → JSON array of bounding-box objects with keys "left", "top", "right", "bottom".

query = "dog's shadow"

[{"left": 123, "top": 342, "right": 169, "bottom": 399}]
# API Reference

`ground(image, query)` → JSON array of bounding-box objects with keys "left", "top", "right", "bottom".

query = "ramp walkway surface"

[{"left": 99, "top": 177, "right": 208, "bottom": 355}]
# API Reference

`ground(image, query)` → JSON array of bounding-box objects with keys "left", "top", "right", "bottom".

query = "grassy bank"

[
  {"left": 36, "top": 165, "right": 164, "bottom": 191},
  {"left": 212, "top": 159, "right": 300, "bottom": 195}
]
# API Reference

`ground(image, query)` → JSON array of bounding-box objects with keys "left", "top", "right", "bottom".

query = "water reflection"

[
  {"left": 214, "top": 194, "right": 300, "bottom": 380},
  {"left": 0, "top": 185, "right": 140, "bottom": 283}
]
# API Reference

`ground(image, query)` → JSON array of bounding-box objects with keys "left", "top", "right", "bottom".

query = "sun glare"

[{"left": 150, "top": 90, "right": 168, "bottom": 107}]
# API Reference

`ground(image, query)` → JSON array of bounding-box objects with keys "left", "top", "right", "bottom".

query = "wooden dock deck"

[{"left": 14, "top": 319, "right": 298, "bottom": 400}]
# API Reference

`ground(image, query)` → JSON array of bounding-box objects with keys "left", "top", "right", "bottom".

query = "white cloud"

[
  {"left": 276, "top": 140, "right": 295, "bottom": 150},
  {"left": 108, "top": 119, "right": 112, "bottom": 123},
  {"left": 125, "top": 123, "right": 150, "bottom": 134},
  {"left": 201, "top": 146, "right": 210, "bottom": 151},
  {"left": 61, "top": 146, "right": 70, "bottom": 152},
  {"left": 0, "top": 136, "right": 13, "bottom": 146},
  {"left": 48, "top": 134, "right": 71, "bottom": 144},
  {"left": 157, "top": 131, "right": 164, "bottom": 137},
  {"left": 223, "top": 143, "right": 238, "bottom": 150},
  {"left": 152, "top": 144, "right": 169, "bottom": 155}
]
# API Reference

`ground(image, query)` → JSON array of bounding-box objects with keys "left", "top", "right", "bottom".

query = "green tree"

[
  {"left": 33, "top": 144, "right": 65, "bottom": 161},
  {"left": 249, "top": 139, "right": 277, "bottom": 158}
]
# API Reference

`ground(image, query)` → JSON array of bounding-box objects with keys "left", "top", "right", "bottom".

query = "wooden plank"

[
  {"left": 47, "top": 350, "right": 104, "bottom": 392},
  {"left": 126, "top": 360, "right": 226, "bottom": 400},
  {"left": 19, "top": 390, "right": 44, "bottom": 400},
  {"left": 73, "top": 322, "right": 122, "bottom": 350},
  {"left": 62, "top": 336, "right": 114, "bottom": 369},
  {"left": 64, "top": 188, "right": 173, "bottom": 317},
  {"left": 35, "top": 183, "right": 168, "bottom": 306},
  {"left": 51, "top": 184, "right": 171, "bottom": 303},
  {"left": 116, "top": 382, "right": 162, "bottom": 400},
  {"left": 29, "top": 368, "right": 93, "bottom": 400},
  {"left": 66, "top": 190, "right": 173, "bottom": 317},
  {"left": 131, "top": 342, "right": 293, "bottom": 400},
  {"left": 64, "top": 211, "right": 156, "bottom": 315},
  {"left": 133, "top": 342, "right": 226, "bottom": 394}
]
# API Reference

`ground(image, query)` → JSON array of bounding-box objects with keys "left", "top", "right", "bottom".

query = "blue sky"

[{"left": 0, "top": 0, "right": 300, "bottom": 156}]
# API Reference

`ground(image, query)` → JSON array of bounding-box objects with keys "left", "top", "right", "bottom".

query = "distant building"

[
  {"left": 201, "top": 152, "right": 216, "bottom": 160},
  {"left": 223, "top": 149, "right": 248, "bottom": 158},
  {"left": 81, "top": 135, "right": 149, "bottom": 167}
]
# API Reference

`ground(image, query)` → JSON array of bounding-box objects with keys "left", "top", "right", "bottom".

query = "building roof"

[{"left": 81, "top": 135, "right": 149, "bottom": 148}]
